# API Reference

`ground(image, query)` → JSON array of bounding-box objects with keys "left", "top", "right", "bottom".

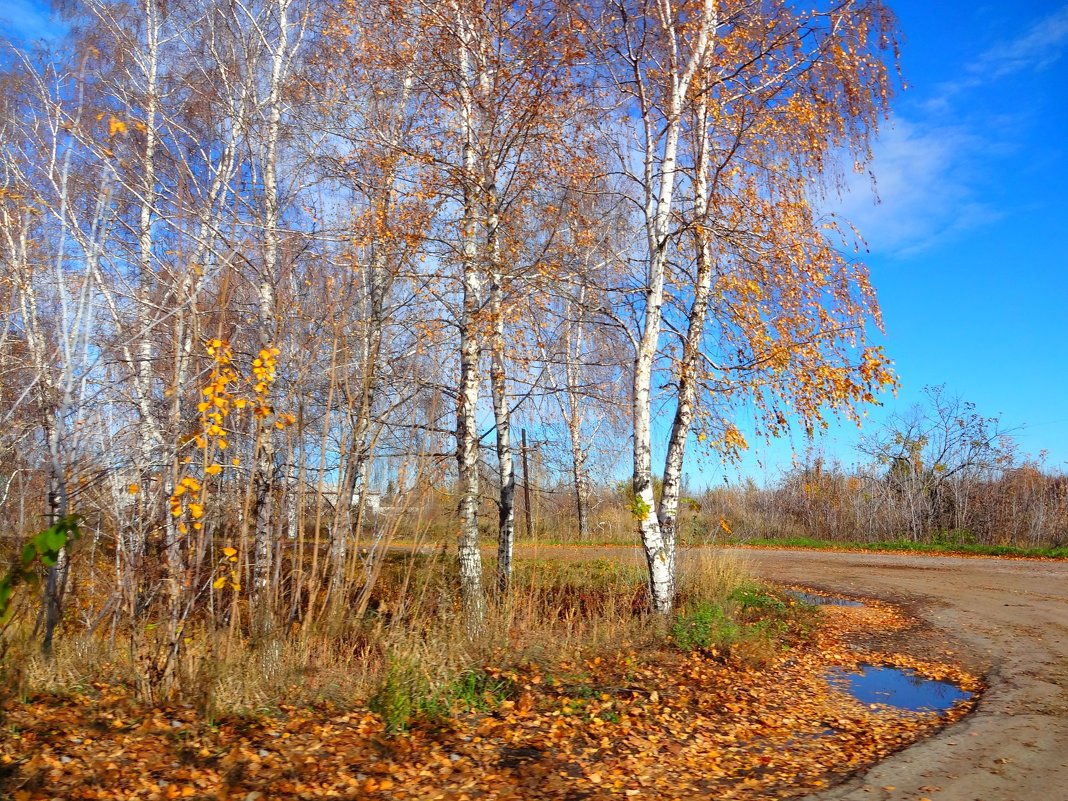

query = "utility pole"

[{"left": 522, "top": 428, "right": 533, "bottom": 540}]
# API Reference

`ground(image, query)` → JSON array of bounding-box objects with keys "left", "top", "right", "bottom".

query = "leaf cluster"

[{"left": 0, "top": 516, "right": 79, "bottom": 625}]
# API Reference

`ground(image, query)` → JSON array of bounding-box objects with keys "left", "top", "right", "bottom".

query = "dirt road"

[
  {"left": 518, "top": 545, "right": 1067, "bottom": 801},
  {"left": 736, "top": 549, "right": 1068, "bottom": 801}
]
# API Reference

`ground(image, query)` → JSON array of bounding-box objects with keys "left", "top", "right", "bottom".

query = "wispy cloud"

[
  {"left": 970, "top": 5, "right": 1068, "bottom": 78},
  {"left": 831, "top": 119, "right": 1000, "bottom": 258},
  {"left": 835, "top": 6, "right": 1068, "bottom": 257},
  {"left": 929, "top": 4, "right": 1068, "bottom": 105},
  {"left": 0, "top": 0, "right": 63, "bottom": 44}
]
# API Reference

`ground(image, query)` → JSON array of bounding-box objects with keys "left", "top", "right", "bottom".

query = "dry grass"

[
  {"left": 4, "top": 550, "right": 758, "bottom": 722},
  {"left": 9, "top": 633, "right": 133, "bottom": 699},
  {"left": 677, "top": 547, "right": 751, "bottom": 604}
]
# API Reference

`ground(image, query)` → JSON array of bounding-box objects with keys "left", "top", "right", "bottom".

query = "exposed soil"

[{"left": 526, "top": 545, "right": 1068, "bottom": 801}]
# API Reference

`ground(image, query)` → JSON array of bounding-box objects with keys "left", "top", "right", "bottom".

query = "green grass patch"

[
  {"left": 740, "top": 536, "right": 1068, "bottom": 559},
  {"left": 728, "top": 583, "right": 789, "bottom": 615},
  {"left": 671, "top": 582, "right": 814, "bottom": 666},
  {"left": 369, "top": 658, "right": 515, "bottom": 732}
]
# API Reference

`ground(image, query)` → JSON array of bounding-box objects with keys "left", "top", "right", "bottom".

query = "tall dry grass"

[{"left": 6, "top": 549, "right": 752, "bottom": 721}]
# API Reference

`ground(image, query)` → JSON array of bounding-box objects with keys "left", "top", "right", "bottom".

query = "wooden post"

[{"left": 522, "top": 428, "right": 533, "bottom": 540}]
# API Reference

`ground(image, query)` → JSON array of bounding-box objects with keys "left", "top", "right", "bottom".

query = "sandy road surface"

[
  {"left": 516, "top": 546, "right": 1068, "bottom": 801},
  {"left": 741, "top": 549, "right": 1068, "bottom": 801}
]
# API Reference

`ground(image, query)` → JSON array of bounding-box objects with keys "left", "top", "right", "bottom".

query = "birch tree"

[
  {"left": 0, "top": 53, "right": 110, "bottom": 651},
  {"left": 592, "top": 0, "right": 898, "bottom": 612},
  {"left": 596, "top": 0, "right": 719, "bottom": 613},
  {"left": 315, "top": 0, "right": 426, "bottom": 606},
  {"left": 425, "top": 0, "right": 587, "bottom": 611},
  {"left": 657, "top": 0, "right": 898, "bottom": 579}
]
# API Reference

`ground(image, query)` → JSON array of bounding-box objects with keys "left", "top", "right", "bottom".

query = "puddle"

[
  {"left": 826, "top": 664, "right": 972, "bottom": 712},
  {"left": 787, "top": 589, "right": 864, "bottom": 607}
]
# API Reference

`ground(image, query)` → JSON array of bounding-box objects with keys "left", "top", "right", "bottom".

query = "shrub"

[{"left": 671, "top": 602, "right": 739, "bottom": 652}]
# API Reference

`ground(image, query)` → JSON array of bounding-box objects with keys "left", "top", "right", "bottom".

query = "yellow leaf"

[
  {"left": 127, "top": 483, "right": 139, "bottom": 495},
  {"left": 213, "top": 576, "right": 227, "bottom": 589},
  {"left": 222, "top": 547, "right": 237, "bottom": 558},
  {"left": 205, "top": 464, "right": 222, "bottom": 476},
  {"left": 108, "top": 115, "right": 127, "bottom": 136}
]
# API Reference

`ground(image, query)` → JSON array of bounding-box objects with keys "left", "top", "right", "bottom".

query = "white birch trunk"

[
  {"left": 253, "top": 0, "right": 295, "bottom": 604},
  {"left": 658, "top": 96, "right": 715, "bottom": 571},
  {"left": 134, "top": 0, "right": 166, "bottom": 574},
  {"left": 628, "top": 0, "right": 717, "bottom": 614},
  {"left": 564, "top": 291, "right": 589, "bottom": 540},
  {"left": 486, "top": 201, "right": 515, "bottom": 592},
  {"left": 8, "top": 211, "right": 69, "bottom": 653},
  {"left": 453, "top": 0, "right": 485, "bottom": 624}
]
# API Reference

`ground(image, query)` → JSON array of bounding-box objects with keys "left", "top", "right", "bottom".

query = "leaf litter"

[{"left": 0, "top": 598, "right": 981, "bottom": 800}]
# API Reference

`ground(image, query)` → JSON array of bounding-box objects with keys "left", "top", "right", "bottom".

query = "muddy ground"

[{"left": 521, "top": 545, "right": 1068, "bottom": 801}]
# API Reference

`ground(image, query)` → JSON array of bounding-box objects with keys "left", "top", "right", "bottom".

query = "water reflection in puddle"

[
  {"left": 826, "top": 665, "right": 972, "bottom": 712},
  {"left": 787, "top": 590, "right": 864, "bottom": 607}
]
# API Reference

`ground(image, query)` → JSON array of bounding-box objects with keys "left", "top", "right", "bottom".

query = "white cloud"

[
  {"left": 828, "top": 6, "right": 1068, "bottom": 258},
  {"left": 829, "top": 119, "right": 1000, "bottom": 258}
]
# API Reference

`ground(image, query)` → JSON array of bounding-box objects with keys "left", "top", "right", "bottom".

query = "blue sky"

[
  {"left": 5, "top": 0, "right": 1067, "bottom": 482},
  {"left": 0, "top": 0, "right": 60, "bottom": 44}
]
